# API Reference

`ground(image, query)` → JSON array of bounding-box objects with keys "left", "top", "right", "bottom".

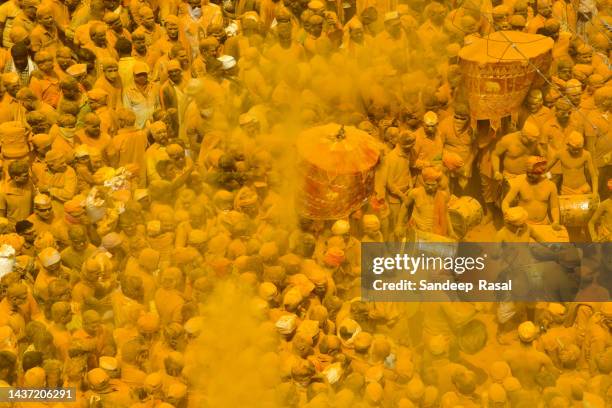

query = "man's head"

[
  {"left": 38, "top": 247, "right": 61, "bottom": 273},
  {"left": 131, "top": 27, "right": 147, "bottom": 54},
  {"left": 51, "top": 301, "right": 72, "bottom": 325},
  {"left": 594, "top": 86, "right": 612, "bottom": 111},
  {"left": 87, "top": 88, "right": 108, "bottom": 110},
  {"left": 7, "top": 283, "right": 28, "bottom": 310},
  {"left": 44, "top": 149, "right": 67, "bottom": 173},
  {"left": 89, "top": 22, "right": 107, "bottom": 47},
  {"left": 518, "top": 320, "right": 538, "bottom": 343},
  {"left": 139, "top": 7, "right": 155, "bottom": 29},
  {"left": 60, "top": 76, "right": 81, "bottom": 101},
  {"left": 503, "top": 206, "right": 528, "bottom": 232},
  {"left": 34, "top": 51, "right": 54, "bottom": 74},
  {"left": 133, "top": 62, "right": 149, "bottom": 87},
  {"left": 68, "top": 225, "right": 88, "bottom": 251},
  {"left": 103, "top": 11, "right": 123, "bottom": 33},
  {"left": 84, "top": 113, "right": 102, "bottom": 138},
  {"left": 82, "top": 310, "right": 101, "bottom": 336},
  {"left": 8, "top": 160, "right": 29, "bottom": 186},
  {"left": 564, "top": 79, "right": 582, "bottom": 105},
  {"left": 36, "top": 4, "right": 54, "bottom": 29},
  {"left": 555, "top": 59, "right": 573, "bottom": 81},
  {"left": 10, "top": 43, "right": 30, "bottom": 72},
  {"left": 427, "top": 1, "right": 445, "bottom": 25},
  {"left": 543, "top": 18, "right": 560, "bottom": 40},
  {"left": 566, "top": 131, "right": 584, "bottom": 156},
  {"left": 422, "top": 166, "right": 442, "bottom": 194},
  {"left": 101, "top": 59, "right": 119, "bottom": 83},
  {"left": 114, "top": 37, "right": 132, "bottom": 58},
  {"left": 383, "top": 11, "right": 401, "bottom": 37},
  {"left": 526, "top": 89, "right": 543, "bottom": 113},
  {"left": 525, "top": 156, "right": 547, "bottom": 183},
  {"left": 347, "top": 19, "right": 364, "bottom": 43},
  {"left": 16, "top": 88, "right": 39, "bottom": 112},
  {"left": 165, "top": 15, "right": 180, "bottom": 40},
  {"left": 554, "top": 98, "right": 572, "bottom": 123},
  {"left": 150, "top": 121, "right": 168, "bottom": 145},
  {"left": 576, "top": 44, "right": 593, "bottom": 64},
  {"left": 453, "top": 103, "right": 470, "bottom": 128},
  {"left": 33, "top": 194, "right": 53, "bottom": 220},
  {"left": 423, "top": 111, "right": 438, "bottom": 136},
  {"left": 398, "top": 130, "right": 416, "bottom": 155},
  {"left": 360, "top": 5, "right": 378, "bottom": 25},
  {"left": 520, "top": 121, "right": 540, "bottom": 145},
  {"left": 21, "top": 0, "right": 39, "bottom": 19},
  {"left": 15, "top": 220, "right": 35, "bottom": 243},
  {"left": 537, "top": 0, "right": 552, "bottom": 17},
  {"left": 167, "top": 60, "right": 183, "bottom": 84}
]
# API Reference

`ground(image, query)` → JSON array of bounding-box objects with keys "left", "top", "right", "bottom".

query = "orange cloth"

[{"left": 29, "top": 74, "right": 61, "bottom": 108}]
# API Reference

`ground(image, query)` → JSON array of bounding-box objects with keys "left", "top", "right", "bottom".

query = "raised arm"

[{"left": 491, "top": 138, "right": 507, "bottom": 180}]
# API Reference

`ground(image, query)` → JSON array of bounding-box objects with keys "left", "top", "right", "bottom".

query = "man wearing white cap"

[
  {"left": 26, "top": 193, "right": 57, "bottom": 236},
  {"left": 375, "top": 11, "right": 405, "bottom": 51},
  {"left": 34, "top": 247, "right": 69, "bottom": 302}
]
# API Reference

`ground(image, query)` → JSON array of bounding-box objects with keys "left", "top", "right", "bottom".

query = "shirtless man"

[
  {"left": 503, "top": 321, "right": 558, "bottom": 390},
  {"left": 588, "top": 179, "right": 612, "bottom": 242},
  {"left": 546, "top": 132, "right": 597, "bottom": 196},
  {"left": 382, "top": 130, "right": 414, "bottom": 231},
  {"left": 413, "top": 111, "right": 443, "bottom": 170},
  {"left": 492, "top": 121, "right": 543, "bottom": 183},
  {"left": 502, "top": 156, "right": 561, "bottom": 229},
  {"left": 395, "top": 166, "right": 455, "bottom": 238}
]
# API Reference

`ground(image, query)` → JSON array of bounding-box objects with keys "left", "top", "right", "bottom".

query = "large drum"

[
  {"left": 559, "top": 194, "right": 600, "bottom": 227},
  {"left": 402, "top": 229, "right": 459, "bottom": 258},
  {"left": 448, "top": 196, "right": 483, "bottom": 238},
  {"left": 296, "top": 124, "right": 381, "bottom": 220},
  {"left": 459, "top": 32, "right": 554, "bottom": 123}
]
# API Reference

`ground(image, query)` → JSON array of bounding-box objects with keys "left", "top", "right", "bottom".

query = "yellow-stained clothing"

[
  {"left": 154, "top": 287, "right": 184, "bottom": 326},
  {"left": 36, "top": 167, "right": 77, "bottom": 217},
  {"left": 0, "top": 180, "right": 33, "bottom": 222}
]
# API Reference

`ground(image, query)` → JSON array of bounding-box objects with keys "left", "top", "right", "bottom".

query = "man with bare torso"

[
  {"left": 492, "top": 121, "right": 544, "bottom": 183},
  {"left": 546, "top": 131, "right": 597, "bottom": 195},
  {"left": 503, "top": 156, "right": 561, "bottom": 229},
  {"left": 588, "top": 179, "right": 612, "bottom": 242},
  {"left": 395, "top": 166, "right": 455, "bottom": 238}
]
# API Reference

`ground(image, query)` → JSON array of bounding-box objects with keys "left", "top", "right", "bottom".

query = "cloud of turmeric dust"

[{"left": 185, "top": 279, "right": 282, "bottom": 407}]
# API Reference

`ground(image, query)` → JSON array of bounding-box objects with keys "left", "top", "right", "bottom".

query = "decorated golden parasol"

[
  {"left": 296, "top": 123, "right": 381, "bottom": 220},
  {"left": 459, "top": 31, "right": 554, "bottom": 124}
]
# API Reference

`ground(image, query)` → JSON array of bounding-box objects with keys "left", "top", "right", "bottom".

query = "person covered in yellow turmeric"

[
  {"left": 395, "top": 166, "right": 456, "bottom": 238},
  {"left": 546, "top": 131, "right": 598, "bottom": 196},
  {"left": 35, "top": 149, "right": 77, "bottom": 217},
  {"left": 588, "top": 179, "right": 612, "bottom": 242}
]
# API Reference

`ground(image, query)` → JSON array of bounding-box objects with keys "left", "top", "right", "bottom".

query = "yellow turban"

[
  {"left": 422, "top": 166, "right": 442, "bottom": 182},
  {"left": 566, "top": 131, "right": 584, "bottom": 148},
  {"left": 518, "top": 321, "right": 538, "bottom": 342},
  {"left": 503, "top": 207, "right": 528, "bottom": 226}
]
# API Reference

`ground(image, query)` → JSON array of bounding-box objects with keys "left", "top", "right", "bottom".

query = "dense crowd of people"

[{"left": 0, "top": 0, "right": 608, "bottom": 405}]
